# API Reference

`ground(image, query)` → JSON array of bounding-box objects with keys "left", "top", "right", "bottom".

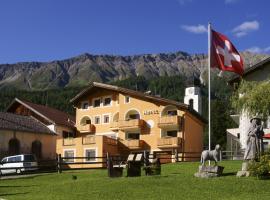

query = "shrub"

[{"left": 248, "top": 154, "right": 270, "bottom": 179}]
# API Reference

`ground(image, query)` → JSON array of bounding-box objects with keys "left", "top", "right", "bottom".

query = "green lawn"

[{"left": 1, "top": 161, "right": 270, "bottom": 200}]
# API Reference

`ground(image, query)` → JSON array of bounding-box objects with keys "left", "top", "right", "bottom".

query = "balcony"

[
  {"left": 77, "top": 124, "right": 95, "bottom": 133},
  {"left": 105, "top": 137, "right": 118, "bottom": 146},
  {"left": 158, "top": 115, "right": 181, "bottom": 129},
  {"left": 110, "top": 121, "right": 119, "bottom": 130},
  {"left": 82, "top": 136, "right": 96, "bottom": 145},
  {"left": 122, "top": 139, "right": 144, "bottom": 150},
  {"left": 118, "top": 119, "right": 143, "bottom": 131},
  {"left": 157, "top": 137, "right": 182, "bottom": 148},
  {"left": 63, "top": 138, "right": 75, "bottom": 146}
]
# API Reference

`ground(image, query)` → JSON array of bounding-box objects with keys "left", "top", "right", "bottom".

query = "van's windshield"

[{"left": 24, "top": 155, "right": 36, "bottom": 162}]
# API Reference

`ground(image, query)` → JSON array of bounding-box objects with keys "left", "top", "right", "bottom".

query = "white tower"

[{"left": 184, "top": 87, "right": 202, "bottom": 114}]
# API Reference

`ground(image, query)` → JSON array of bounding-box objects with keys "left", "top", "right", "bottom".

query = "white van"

[{"left": 0, "top": 154, "right": 38, "bottom": 175}]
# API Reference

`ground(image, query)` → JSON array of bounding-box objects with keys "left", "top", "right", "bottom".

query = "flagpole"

[{"left": 208, "top": 23, "right": 212, "bottom": 161}]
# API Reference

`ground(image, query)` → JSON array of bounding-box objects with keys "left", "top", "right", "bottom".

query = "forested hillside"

[{"left": 0, "top": 75, "right": 236, "bottom": 148}]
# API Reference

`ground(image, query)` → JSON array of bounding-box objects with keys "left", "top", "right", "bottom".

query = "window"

[
  {"left": 125, "top": 96, "right": 130, "bottom": 103},
  {"left": 126, "top": 133, "right": 140, "bottom": 140},
  {"left": 103, "top": 114, "right": 110, "bottom": 124},
  {"left": 167, "top": 110, "right": 177, "bottom": 116},
  {"left": 166, "top": 130, "right": 177, "bottom": 137},
  {"left": 64, "top": 150, "right": 75, "bottom": 163},
  {"left": 85, "top": 149, "right": 96, "bottom": 162},
  {"left": 129, "top": 114, "right": 140, "bottom": 120},
  {"left": 237, "top": 133, "right": 240, "bottom": 139},
  {"left": 82, "top": 102, "right": 89, "bottom": 110},
  {"left": 9, "top": 157, "right": 17, "bottom": 162},
  {"left": 94, "top": 116, "right": 100, "bottom": 124},
  {"left": 80, "top": 116, "right": 91, "bottom": 126},
  {"left": 189, "top": 99, "right": 194, "bottom": 110},
  {"left": 93, "top": 98, "right": 101, "bottom": 107},
  {"left": 104, "top": 97, "right": 112, "bottom": 106},
  {"left": 24, "top": 155, "right": 36, "bottom": 162},
  {"left": 63, "top": 131, "right": 75, "bottom": 138}
]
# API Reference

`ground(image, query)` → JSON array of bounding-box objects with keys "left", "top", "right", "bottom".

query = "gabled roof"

[
  {"left": 229, "top": 56, "right": 270, "bottom": 84},
  {"left": 70, "top": 82, "right": 206, "bottom": 124},
  {"left": 6, "top": 98, "right": 75, "bottom": 128},
  {"left": 0, "top": 112, "right": 55, "bottom": 135}
]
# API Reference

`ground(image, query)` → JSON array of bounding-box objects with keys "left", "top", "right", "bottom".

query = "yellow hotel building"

[{"left": 57, "top": 82, "right": 205, "bottom": 167}]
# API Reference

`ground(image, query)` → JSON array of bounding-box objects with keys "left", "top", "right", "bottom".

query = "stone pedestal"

[
  {"left": 236, "top": 162, "right": 250, "bottom": 177},
  {"left": 194, "top": 165, "right": 224, "bottom": 178}
]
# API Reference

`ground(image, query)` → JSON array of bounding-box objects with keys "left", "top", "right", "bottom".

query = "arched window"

[
  {"left": 31, "top": 140, "right": 42, "bottom": 159},
  {"left": 189, "top": 99, "right": 194, "bottom": 110},
  {"left": 161, "top": 105, "right": 178, "bottom": 116},
  {"left": 113, "top": 112, "right": 119, "bottom": 122},
  {"left": 8, "top": 138, "right": 20, "bottom": 155},
  {"left": 125, "top": 110, "right": 140, "bottom": 120},
  {"left": 80, "top": 116, "right": 91, "bottom": 126}
]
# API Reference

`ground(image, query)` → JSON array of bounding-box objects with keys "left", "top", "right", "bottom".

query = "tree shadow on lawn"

[
  {"left": 221, "top": 172, "right": 237, "bottom": 176},
  {"left": 0, "top": 192, "right": 29, "bottom": 197},
  {"left": 0, "top": 185, "right": 37, "bottom": 188}
]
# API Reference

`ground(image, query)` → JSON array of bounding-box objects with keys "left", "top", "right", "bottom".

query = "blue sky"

[{"left": 0, "top": 0, "right": 269, "bottom": 63}]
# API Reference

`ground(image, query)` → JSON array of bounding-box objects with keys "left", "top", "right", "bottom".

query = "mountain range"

[{"left": 0, "top": 51, "right": 268, "bottom": 90}]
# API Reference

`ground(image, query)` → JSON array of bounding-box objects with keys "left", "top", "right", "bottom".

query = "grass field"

[{"left": 1, "top": 161, "right": 270, "bottom": 200}]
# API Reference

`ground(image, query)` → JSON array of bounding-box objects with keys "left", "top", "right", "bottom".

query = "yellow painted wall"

[
  {"left": 182, "top": 113, "right": 204, "bottom": 161},
  {"left": 60, "top": 135, "right": 118, "bottom": 168},
  {"left": 72, "top": 88, "right": 204, "bottom": 159},
  {"left": 0, "top": 130, "right": 56, "bottom": 160}
]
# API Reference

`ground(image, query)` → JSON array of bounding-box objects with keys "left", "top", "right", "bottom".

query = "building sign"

[{"left": 143, "top": 110, "right": 159, "bottom": 115}]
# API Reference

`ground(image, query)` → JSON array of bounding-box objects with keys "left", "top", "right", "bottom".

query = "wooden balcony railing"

[
  {"left": 157, "top": 137, "right": 181, "bottom": 148},
  {"left": 118, "top": 119, "right": 143, "bottom": 130},
  {"left": 158, "top": 116, "right": 180, "bottom": 128},
  {"left": 77, "top": 124, "right": 95, "bottom": 133},
  {"left": 122, "top": 139, "right": 144, "bottom": 149},
  {"left": 63, "top": 138, "right": 75, "bottom": 146},
  {"left": 82, "top": 136, "right": 96, "bottom": 145},
  {"left": 110, "top": 121, "right": 119, "bottom": 130}
]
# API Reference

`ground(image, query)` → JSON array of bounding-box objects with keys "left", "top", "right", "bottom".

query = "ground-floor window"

[
  {"left": 85, "top": 148, "right": 97, "bottom": 162},
  {"left": 63, "top": 149, "right": 75, "bottom": 163},
  {"left": 126, "top": 133, "right": 140, "bottom": 140}
]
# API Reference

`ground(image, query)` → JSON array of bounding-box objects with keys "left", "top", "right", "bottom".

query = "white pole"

[{"left": 208, "top": 23, "right": 212, "bottom": 165}]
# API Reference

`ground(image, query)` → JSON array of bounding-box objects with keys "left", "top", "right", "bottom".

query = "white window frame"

[
  {"left": 124, "top": 96, "right": 130, "bottom": 104},
  {"left": 103, "top": 95, "right": 112, "bottom": 107},
  {"left": 63, "top": 149, "right": 76, "bottom": 163},
  {"left": 84, "top": 147, "right": 98, "bottom": 162},
  {"left": 102, "top": 113, "right": 111, "bottom": 124},
  {"left": 81, "top": 101, "right": 89, "bottom": 110},
  {"left": 92, "top": 97, "right": 102, "bottom": 108},
  {"left": 94, "top": 115, "right": 101, "bottom": 125}
]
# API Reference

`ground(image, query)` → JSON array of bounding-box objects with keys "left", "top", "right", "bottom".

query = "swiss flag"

[{"left": 211, "top": 29, "right": 244, "bottom": 75}]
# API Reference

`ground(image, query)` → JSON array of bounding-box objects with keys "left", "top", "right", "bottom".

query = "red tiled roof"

[
  {"left": 0, "top": 112, "right": 55, "bottom": 135},
  {"left": 7, "top": 98, "right": 75, "bottom": 128}
]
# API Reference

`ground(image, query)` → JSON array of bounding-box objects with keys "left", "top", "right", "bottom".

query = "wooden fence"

[{"left": 0, "top": 151, "right": 204, "bottom": 177}]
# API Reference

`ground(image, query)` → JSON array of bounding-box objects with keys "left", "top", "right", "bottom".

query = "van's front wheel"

[{"left": 16, "top": 169, "right": 21, "bottom": 174}]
